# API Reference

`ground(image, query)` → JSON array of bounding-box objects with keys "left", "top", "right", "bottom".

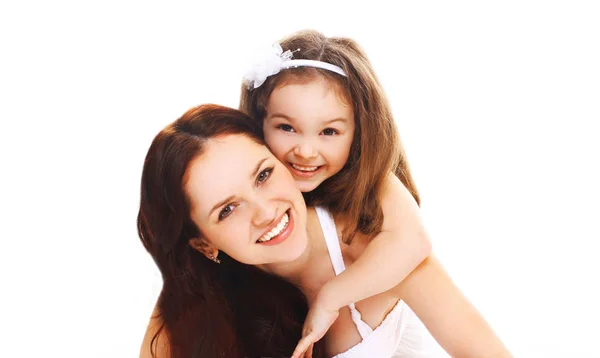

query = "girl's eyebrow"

[
  {"left": 268, "top": 113, "right": 348, "bottom": 125},
  {"left": 323, "top": 117, "right": 348, "bottom": 125},
  {"left": 266, "top": 113, "right": 293, "bottom": 121}
]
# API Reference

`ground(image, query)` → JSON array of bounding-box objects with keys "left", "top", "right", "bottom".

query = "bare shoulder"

[
  {"left": 380, "top": 172, "right": 419, "bottom": 216},
  {"left": 139, "top": 305, "right": 169, "bottom": 358},
  {"left": 344, "top": 173, "right": 425, "bottom": 260}
]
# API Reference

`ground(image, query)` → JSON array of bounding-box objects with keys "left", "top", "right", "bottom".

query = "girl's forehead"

[
  {"left": 269, "top": 78, "right": 351, "bottom": 114},
  {"left": 274, "top": 72, "right": 351, "bottom": 102}
]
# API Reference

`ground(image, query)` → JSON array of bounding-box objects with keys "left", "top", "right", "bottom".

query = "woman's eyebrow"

[
  {"left": 209, "top": 195, "right": 235, "bottom": 217},
  {"left": 208, "top": 157, "right": 268, "bottom": 217},
  {"left": 251, "top": 158, "right": 268, "bottom": 178}
]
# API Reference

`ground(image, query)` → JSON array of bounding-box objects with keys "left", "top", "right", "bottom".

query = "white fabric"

[{"left": 315, "top": 206, "right": 447, "bottom": 358}]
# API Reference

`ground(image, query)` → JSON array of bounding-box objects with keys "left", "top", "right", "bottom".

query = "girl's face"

[
  {"left": 263, "top": 76, "right": 355, "bottom": 192},
  {"left": 185, "top": 134, "right": 308, "bottom": 265}
]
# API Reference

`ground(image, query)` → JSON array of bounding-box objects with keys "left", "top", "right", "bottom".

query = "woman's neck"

[{"left": 258, "top": 207, "right": 334, "bottom": 302}]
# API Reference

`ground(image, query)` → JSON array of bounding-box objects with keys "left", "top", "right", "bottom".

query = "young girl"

[{"left": 240, "top": 30, "right": 441, "bottom": 356}]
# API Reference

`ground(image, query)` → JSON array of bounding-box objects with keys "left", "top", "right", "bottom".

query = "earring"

[{"left": 208, "top": 253, "right": 221, "bottom": 264}]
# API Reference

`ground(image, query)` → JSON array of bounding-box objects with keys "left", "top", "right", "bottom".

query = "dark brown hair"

[
  {"left": 137, "top": 104, "right": 324, "bottom": 357},
  {"left": 240, "top": 29, "right": 420, "bottom": 243}
]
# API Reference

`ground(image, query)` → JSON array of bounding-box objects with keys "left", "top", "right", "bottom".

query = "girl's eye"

[
  {"left": 218, "top": 204, "right": 235, "bottom": 221},
  {"left": 257, "top": 167, "right": 274, "bottom": 185},
  {"left": 277, "top": 124, "right": 295, "bottom": 133},
  {"left": 321, "top": 128, "right": 338, "bottom": 136}
]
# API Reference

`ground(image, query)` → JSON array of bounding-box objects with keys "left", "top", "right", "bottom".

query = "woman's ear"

[{"left": 189, "top": 237, "right": 220, "bottom": 263}]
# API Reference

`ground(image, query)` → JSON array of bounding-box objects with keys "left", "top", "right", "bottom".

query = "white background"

[{"left": 1, "top": 1, "right": 599, "bottom": 357}]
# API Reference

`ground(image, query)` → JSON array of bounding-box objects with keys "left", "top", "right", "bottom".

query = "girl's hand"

[{"left": 291, "top": 302, "right": 339, "bottom": 358}]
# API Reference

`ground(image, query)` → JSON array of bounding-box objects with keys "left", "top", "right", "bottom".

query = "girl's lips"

[
  {"left": 256, "top": 209, "right": 294, "bottom": 246},
  {"left": 288, "top": 163, "right": 324, "bottom": 178}
]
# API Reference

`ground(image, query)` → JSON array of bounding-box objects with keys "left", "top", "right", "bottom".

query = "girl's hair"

[
  {"left": 137, "top": 104, "right": 325, "bottom": 358},
  {"left": 240, "top": 29, "right": 420, "bottom": 243}
]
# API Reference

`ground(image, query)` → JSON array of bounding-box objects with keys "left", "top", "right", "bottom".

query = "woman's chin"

[{"left": 264, "top": 233, "right": 308, "bottom": 265}]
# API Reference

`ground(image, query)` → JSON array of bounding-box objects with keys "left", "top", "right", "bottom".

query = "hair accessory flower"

[{"left": 243, "top": 44, "right": 296, "bottom": 89}]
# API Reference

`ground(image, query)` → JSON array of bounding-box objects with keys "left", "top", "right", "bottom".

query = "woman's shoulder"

[{"left": 139, "top": 305, "right": 169, "bottom": 358}]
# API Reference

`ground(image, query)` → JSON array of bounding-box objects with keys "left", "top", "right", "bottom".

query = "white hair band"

[{"left": 243, "top": 44, "right": 347, "bottom": 89}]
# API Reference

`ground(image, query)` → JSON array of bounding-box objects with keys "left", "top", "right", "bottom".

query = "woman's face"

[{"left": 185, "top": 134, "right": 308, "bottom": 265}]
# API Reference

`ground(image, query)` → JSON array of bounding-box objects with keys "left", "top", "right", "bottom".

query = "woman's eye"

[
  {"left": 321, "top": 128, "right": 338, "bottom": 136},
  {"left": 277, "top": 124, "right": 295, "bottom": 132},
  {"left": 218, "top": 205, "right": 235, "bottom": 221},
  {"left": 257, "top": 167, "right": 274, "bottom": 185}
]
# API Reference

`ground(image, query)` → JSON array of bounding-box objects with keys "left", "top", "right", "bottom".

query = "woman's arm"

[
  {"left": 393, "top": 255, "right": 511, "bottom": 357},
  {"left": 139, "top": 305, "right": 169, "bottom": 358}
]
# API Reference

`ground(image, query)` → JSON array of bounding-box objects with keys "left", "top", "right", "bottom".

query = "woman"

[{"left": 138, "top": 104, "right": 509, "bottom": 357}]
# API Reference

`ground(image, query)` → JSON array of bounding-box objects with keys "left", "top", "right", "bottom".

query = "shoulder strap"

[
  {"left": 315, "top": 206, "right": 346, "bottom": 275},
  {"left": 315, "top": 206, "right": 374, "bottom": 340}
]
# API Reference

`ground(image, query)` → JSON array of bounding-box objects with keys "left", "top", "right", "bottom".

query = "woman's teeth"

[
  {"left": 258, "top": 212, "right": 289, "bottom": 242},
  {"left": 291, "top": 163, "right": 319, "bottom": 172}
]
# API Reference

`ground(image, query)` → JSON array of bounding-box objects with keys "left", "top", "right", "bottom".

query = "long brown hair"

[
  {"left": 137, "top": 104, "right": 324, "bottom": 357},
  {"left": 240, "top": 29, "right": 420, "bottom": 243}
]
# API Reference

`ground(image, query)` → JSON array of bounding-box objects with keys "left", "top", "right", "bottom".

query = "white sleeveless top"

[{"left": 315, "top": 207, "right": 447, "bottom": 358}]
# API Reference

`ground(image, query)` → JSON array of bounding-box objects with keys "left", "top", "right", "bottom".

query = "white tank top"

[{"left": 315, "top": 207, "right": 447, "bottom": 358}]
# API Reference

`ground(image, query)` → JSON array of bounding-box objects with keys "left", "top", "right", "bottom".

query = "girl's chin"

[{"left": 298, "top": 182, "right": 321, "bottom": 193}]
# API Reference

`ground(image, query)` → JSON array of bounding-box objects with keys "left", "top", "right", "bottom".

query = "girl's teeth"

[{"left": 292, "top": 164, "right": 318, "bottom": 172}]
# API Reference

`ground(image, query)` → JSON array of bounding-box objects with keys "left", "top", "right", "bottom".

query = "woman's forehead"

[{"left": 185, "top": 135, "right": 271, "bottom": 213}]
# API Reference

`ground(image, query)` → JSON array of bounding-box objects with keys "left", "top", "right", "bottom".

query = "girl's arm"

[
  {"left": 393, "top": 255, "right": 511, "bottom": 357},
  {"left": 317, "top": 172, "right": 432, "bottom": 310},
  {"left": 292, "top": 174, "right": 432, "bottom": 357}
]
